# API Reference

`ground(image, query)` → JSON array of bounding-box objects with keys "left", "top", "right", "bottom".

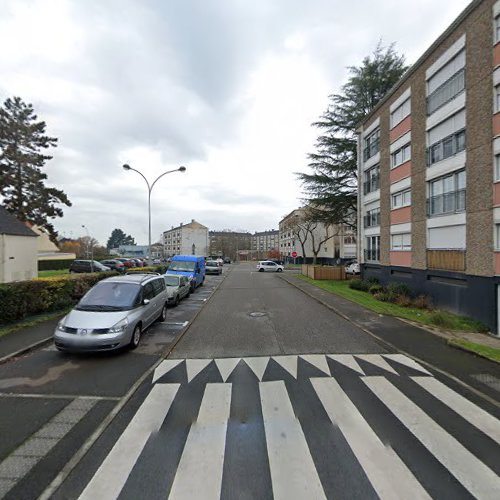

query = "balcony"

[
  {"left": 363, "top": 212, "right": 381, "bottom": 228},
  {"left": 363, "top": 176, "right": 380, "bottom": 195},
  {"left": 363, "top": 138, "right": 380, "bottom": 161},
  {"left": 427, "top": 189, "right": 465, "bottom": 217},
  {"left": 427, "top": 250, "right": 466, "bottom": 272}
]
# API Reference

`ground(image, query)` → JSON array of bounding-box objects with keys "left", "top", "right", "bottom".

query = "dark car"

[
  {"left": 69, "top": 260, "right": 111, "bottom": 273},
  {"left": 223, "top": 257, "right": 231, "bottom": 264},
  {"left": 115, "top": 258, "right": 136, "bottom": 268},
  {"left": 101, "top": 259, "right": 126, "bottom": 272}
]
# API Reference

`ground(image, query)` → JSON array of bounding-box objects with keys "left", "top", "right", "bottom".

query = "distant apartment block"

[
  {"left": 162, "top": 219, "right": 208, "bottom": 257},
  {"left": 251, "top": 230, "right": 279, "bottom": 257},
  {"left": 358, "top": 0, "right": 500, "bottom": 333},
  {"left": 278, "top": 208, "right": 356, "bottom": 263},
  {"left": 209, "top": 230, "right": 252, "bottom": 260}
]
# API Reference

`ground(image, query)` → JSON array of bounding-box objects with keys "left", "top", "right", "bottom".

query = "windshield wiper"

[{"left": 76, "top": 305, "right": 124, "bottom": 311}]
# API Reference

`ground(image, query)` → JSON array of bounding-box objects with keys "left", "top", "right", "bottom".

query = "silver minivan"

[{"left": 54, "top": 274, "right": 168, "bottom": 352}]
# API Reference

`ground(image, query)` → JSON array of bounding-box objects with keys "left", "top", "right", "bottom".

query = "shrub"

[
  {"left": 394, "top": 294, "right": 413, "bottom": 307},
  {"left": 386, "top": 282, "right": 412, "bottom": 297},
  {"left": 428, "top": 310, "right": 455, "bottom": 329},
  {"left": 366, "top": 277, "right": 380, "bottom": 285},
  {"left": 374, "top": 291, "right": 392, "bottom": 302},
  {"left": 349, "top": 279, "right": 370, "bottom": 292},
  {"left": 368, "top": 284, "right": 384, "bottom": 295},
  {"left": 38, "top": 259, "right": 75, "bottom": 271},
  {"left": 413, "top": 294, "right": 433, "bottom": 310}
]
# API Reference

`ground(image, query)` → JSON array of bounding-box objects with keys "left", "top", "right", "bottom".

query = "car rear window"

[{"left": 164, "top": 275, "right": 179, "bottom": 286}]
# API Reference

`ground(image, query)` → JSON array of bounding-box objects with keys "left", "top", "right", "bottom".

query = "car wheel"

[
  {"left": 130, "top": 324, "right": 142, "bottom": 349},
  {"left": 277, "top": 268, "right": 283, "bottom": 273},
  {"left": 158, "top": 304, "right": 167, "bottom": 322},
  {"left": 175, "top": 295, "right": 180, "bottom": 306},
  {"left": 200, "top": 278, "right": 204, "bottom": 287},
  {"left": 190, "top": 282, "right": 196, "bottom": 293},
  {"left": 259, "top": 268, "right": 264, "bottom": 272}
]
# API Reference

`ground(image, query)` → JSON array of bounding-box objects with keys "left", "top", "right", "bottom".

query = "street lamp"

[
  {"left": 122, "top": 164, "right": 186, "bottom": 265},
  {"left": 82, "top": 224, "right": 94, "bottom": 270}
]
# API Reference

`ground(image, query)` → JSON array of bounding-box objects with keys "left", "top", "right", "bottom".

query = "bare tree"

[{"left": 301, "top": 208, "right": 340, "bottom": 265}]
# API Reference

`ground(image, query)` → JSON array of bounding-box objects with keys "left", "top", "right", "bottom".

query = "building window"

[
  {"left": 427, "top": 170, "right": 466, "bottom": 216},
  {"left": 390, "top": 98, "right": 411, "bottom": 128},
  {"left": 364, "top": 207, "right": 380, "bottom": 228},
  {"left": 391, "top": 188, "right": 411, "bottom": 209},
  {"left": 427, "top": 50, "right": 465, "bottom": 115},
  {"left": 495, "top": 15, "right": 500, "bottom": 44},
  {"left": 344, "top": 235, "right": 356, "bottom": 245},
  {"left": 391, "top": 233, "right": 411, "bottom": 251},
  {"left": 363, "top": 128, "right": 380, "bottom": 161},
  {"left": 495, "top": 224, "right": 500, "bottom": 250},
  {"left": 495, "top": 85, "right": 500, "bottom": 113},
  {"left": 391, "top": 143, "right": 411, "bottom": 168},
  {"left": 365, "top": 236, "right": 380, "bottom": 262},
  {"left": 363, "top": 165, "right": 380, "bottom": 194},
  {"left": 495, "top": 154, "right": 500, "bottom": 182},
  {"left": 427, "top": 129, "right": 466, "bottom": 166}
]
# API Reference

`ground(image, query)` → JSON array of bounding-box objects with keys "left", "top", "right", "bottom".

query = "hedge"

[
  {"left": 0, "top": 271, "right": 119, "bottom": 325},
  {"left": 38, "top": 259, "right": 74, "bottom": 271}
]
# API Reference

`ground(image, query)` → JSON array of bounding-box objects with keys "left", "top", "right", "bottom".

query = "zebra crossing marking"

[
  {"left": 243, "top": 356, "right": 269, "bottom": 381},
  {"left": 260, "top": 380, "right": 326, "bottom": 500},
  {"left": 363, "top": 376, "right": 500, "bottom": 499},
  {"left": 299, "top": 354, "right": 330, "bottom": 375},
  {"left": 152, "top": 359, "right": 183, "bottom": 383},
  {"left": 327, "top": 354, "right": 365, "bottom": 375},
  {"left": 186, "top": 359, "right": 212, "bottom": 382},
  {"left": 356, "top": 354, "right": 399, "bottom": 375},
  {"left": 169, "top": 383, "right": 231, "bottom": 499},
  {"left": 79, "top": 383, "right": 179, "bottom": 500},
  {"left": 383, "top": 354, "right": 431, "bottom": 375},
  {"left": 312, "top": 377, "right": 430, "bottom": 500},
  {"left": 412, "top": 376, "right": 500, "bottom": 445},
  {"left": 214, "top": 358, "right": 241, "bottom": 382},
  {"left": 272, "top": 355, "right": 298, "bottom": 379}
]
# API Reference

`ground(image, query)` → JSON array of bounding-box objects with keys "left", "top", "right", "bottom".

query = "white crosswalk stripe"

[{"left": 80, "top": 355, "right": 500, "bottom": 499}]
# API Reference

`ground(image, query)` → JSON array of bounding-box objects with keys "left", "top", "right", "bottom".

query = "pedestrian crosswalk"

[{"left": 79, "top": 354, "right": 500, "bottom": 500}]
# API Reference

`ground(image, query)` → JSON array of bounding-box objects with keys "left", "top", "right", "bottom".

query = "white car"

[
  {"left": 345, "top": 261, "right": 360, "bottom": 274},
  {"left": 164, "top": 274, "right": 191, "bottom": 306},
  {"left": 256, "top": 261, "right": 284, "bottom": 272}
]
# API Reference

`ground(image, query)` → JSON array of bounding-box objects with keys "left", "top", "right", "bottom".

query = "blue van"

[{"left": 166, "top": 255, "right": 206, "bottom": 292}]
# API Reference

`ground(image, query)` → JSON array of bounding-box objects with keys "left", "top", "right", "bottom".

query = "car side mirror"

[{"left": 143, "top": 299, "right": 150, "bottom": 305}]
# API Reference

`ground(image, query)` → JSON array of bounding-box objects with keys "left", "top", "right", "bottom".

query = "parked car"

[
  {"left": 101, "top": 259, "right": 125, "bottom": 272},
  {"left": 167, "top": 255, "right": 206, "bottom": 292},
  {"left": 54, "top": 273, "right": 168, "bottom": 352},
  {"left": 345, "top": 261, "right": 360, "bottom": 274},
  {"left": 115, "top": 258, "right": 136, "bottom": 268},
  {"left": 223, "top": 257, "right": 231, "bottom": 264},
  {"left": 206, "top": 260, "right": 222, "bottom": 275},
  {"left": 256, "top": 261, "right": 284, "bottom": 272},
  {"left": 152, "top": 258, "right": 162, "bottom": 265},
  {"left": 130, "top": 259, "right": 144, "bottom": 267},
  {"left": 164, "top": 274, "right": 191, "bottom": 306},
  {"left": 216, "top": 257, "right": 224, "bottom": 266},
  {"left": 69, "top": 260, "right": 111, "bottom": 273}
]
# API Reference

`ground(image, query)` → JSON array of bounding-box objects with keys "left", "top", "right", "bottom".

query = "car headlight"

[
  {"left": 109, "top": 318, "right": 129, "bottom": 333},
  {"left": 57, "top": 316, "right": 68, "bottom": 332}
]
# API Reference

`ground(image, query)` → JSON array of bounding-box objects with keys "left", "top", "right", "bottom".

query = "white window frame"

[
  {"left": 496, "top": 84, "right": 500, "bottom": 113},
  {"left": 495, "top": 223, "right": 500, "bottom": 251},
  {"left": 496, "top": 154, "right": 500, "bottom": 182},
  {"left": 391, "top": 143, "right": 411, "bottom": 169},
  {"left": 390, "top": 98, "right": 411, "bottom": 128},
  {"left": 495, "top": 15, "right": 500, "bottom": 44},
  {"left": 391, "top": 233, "right": 411, "bottom": 251},
  {"left": 391, "top": 188, "right": 412, "bottom": 209}
]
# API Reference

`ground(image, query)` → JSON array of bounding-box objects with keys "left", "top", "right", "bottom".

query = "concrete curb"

[
  {"left": 279, "top": 273, "right": 500, "bottom": 410},
  {"left": 0, "top": 336, "right": 53, "bottom": 364}
]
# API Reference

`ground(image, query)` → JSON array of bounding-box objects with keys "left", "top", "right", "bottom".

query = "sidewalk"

[{"left": 280, "top": 273, "right": 500, "bottom": 402}]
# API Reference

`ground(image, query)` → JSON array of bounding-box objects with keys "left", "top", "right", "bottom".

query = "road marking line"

[
  {"left": 79, "top": 384, "right": 179, "bottom": 500},
  {"left": 243, "top": 357, "right": 270, "bottom": 381},
  {"left": 383, "top": 354, "right": 431, "bottom": 375},
  {"left": 363, "top": 376, "right": 500, "bottom": 499},
  {"left": 356, "top": 355, "right": 399, "bottom": 375},
  {"left": 169, "top": 383, "right": 231, "bottom": 500},
  {"left": 152, "top": 359, "right": 184, "bottom": 383},
  {"left": 214, "top": 358, "right": 241, "bottom": 382},
  {"left": 260, "top": 380, "right": 326, "bottom": 500},
  {"left": 412, "top": 376, "right": 500, "bottom": 445},
  {"left": 299, "top": 354, "right": 330, "bottom": 375},
  {"left": 186, "top": 359, "right": 212, "bottom": 383},
  {"left": 272, "top": 355, "right": 298, "bottom": 379},
  {"left": 0, "top": 393, "right": 120, "bottom": 401},
  {"left": 327, "top": 354, "right": 365, "bottom": 375},
  {"left": 312, "top": 377, "right": 430, "bottom": 500}
]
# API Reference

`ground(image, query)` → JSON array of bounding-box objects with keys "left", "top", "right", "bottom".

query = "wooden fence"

[
  {"left": 301, "top": 265, "right": 346, "bottom": 280},
  {"left": 427, "top": 250, "right": 466, "bottom": 272}
]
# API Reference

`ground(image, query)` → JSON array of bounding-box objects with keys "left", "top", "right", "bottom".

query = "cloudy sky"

[{"left": 0, "top": 0, "right": 471, "bottom": 245}]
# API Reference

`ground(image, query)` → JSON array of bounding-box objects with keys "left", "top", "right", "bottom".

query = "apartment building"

[
  {"left": 251, "top": 230, "right": 279, "bottom": 258},
  {"left": 279, "top": 208, "right": 356, "bottom": 263},
  {"left": 209, "top": 230, "right": 252, "bottom": 260},
  {"left": 358, "top": 0, "right": 500, "bottom": 333},
  {"left": 162, "top": 219, "right": 209, "bottom": 257}
]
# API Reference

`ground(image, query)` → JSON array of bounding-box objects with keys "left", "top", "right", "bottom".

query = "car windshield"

[
  {"left": 206, "top": 261, "right": 218, "bottom": 266},
  {"left": 168, "top": 261, "right": 196, "bottom": 272},
  {"left": 164, "top": 275, "right": 179, "bottom": 286},
  {"left": 76, "top": 282, "right": 140, "bottom": 311}
]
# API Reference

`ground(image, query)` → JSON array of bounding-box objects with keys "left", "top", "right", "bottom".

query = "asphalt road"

[{"left": 2, "top": 262, "right": 500, "bottom": 499}]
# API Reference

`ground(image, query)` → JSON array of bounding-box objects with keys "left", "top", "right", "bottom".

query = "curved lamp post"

[{"left": 122, "top": 164, "right": 186, "bottom": 265}]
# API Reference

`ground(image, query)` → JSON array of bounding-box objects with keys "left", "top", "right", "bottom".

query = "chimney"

[
  {"left": 191, "top": 219, "right": 195, "bottom": 223},
  {"left": 180, "top": 222, "right": 183, "bottom": 227}
]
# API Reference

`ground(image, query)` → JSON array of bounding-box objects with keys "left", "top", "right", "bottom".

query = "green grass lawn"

[
  {"left": 297, "top": 275, "right": 488, "bottom": 333},
  {"left": 38, "top": 269, "right": 70, "bottom": 278},
  {"left": 448, "top": 339, "right": 500, "bottom": 363}
]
